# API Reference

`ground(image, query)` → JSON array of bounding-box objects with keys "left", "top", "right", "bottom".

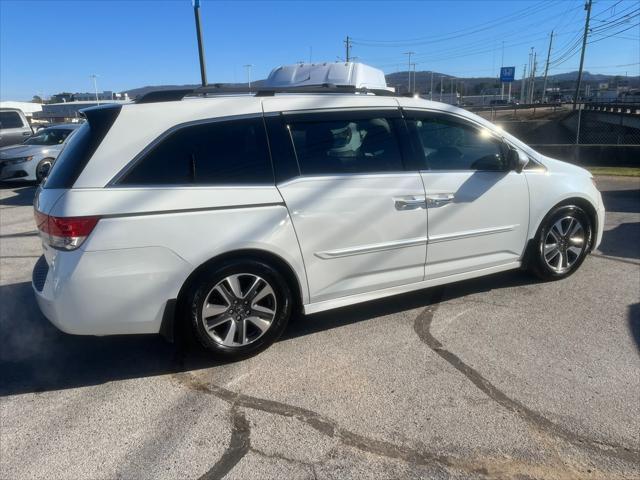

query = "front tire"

[
  {"left": 186, "top": 260, "right": 292, "bottom": 360},
  {"left": 35, "top": 158, "right": 53, "bottom": 183},
  {"left": 529, "top": 205, "right": 593, "bottom": 280}
]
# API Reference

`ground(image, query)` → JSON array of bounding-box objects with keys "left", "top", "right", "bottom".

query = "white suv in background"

[{"left": 33, "top": 86, "right": 605, "bottom": 360}]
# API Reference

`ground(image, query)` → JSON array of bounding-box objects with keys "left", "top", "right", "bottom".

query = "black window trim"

[
  {"left": 402, "top": 107, "right": 512, "bottom": 173},
  {"left": 108, "top": 112, "right": 274, "bottom": 188},
  {"left": 279, "top": 107, "right": 414, "bottom": 179},
  {"left": 44, "top": 104, "right": 121, "bottom": 189}
]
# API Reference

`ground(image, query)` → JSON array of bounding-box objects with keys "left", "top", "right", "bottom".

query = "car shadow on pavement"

[
  {"left": 598, "top": 222, "right": 640, "bottom": 260},
  {"left": 629, "top": 303, "right": 640, "bottom": 353},
  {"left": 0, "top": 270, "right": 539, "bottom": 397},
  {"left": 285, "top": 269, "right": 537, "bottom": 340},
  {"left": 0, "top": 184, "right": 37, "bottom": 207},
  {"left": 600, "top": 188, "right": 640, "bottom": 214}
]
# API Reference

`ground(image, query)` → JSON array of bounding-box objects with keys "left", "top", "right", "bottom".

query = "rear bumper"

[{"left": 32, "top": 247, "right": 193, "bottom": 336}]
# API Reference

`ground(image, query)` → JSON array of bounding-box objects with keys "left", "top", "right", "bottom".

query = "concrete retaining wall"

[{"left": 530, "top": 144, "right": 640, "bottom": 167}]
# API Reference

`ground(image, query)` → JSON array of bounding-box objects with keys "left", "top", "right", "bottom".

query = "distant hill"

[
  {"left": 123, "top": 70, "right": 639, "bottom": 99},
  {"left": 386, "top": 70, "right": 640, "bottom": 95}
]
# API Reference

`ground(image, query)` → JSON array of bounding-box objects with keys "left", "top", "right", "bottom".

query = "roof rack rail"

[
  {"left": 255, "top": 83, "right": 395, "bottom": 97},
  {"left": 135, "top": 88, "right": 195, "bottom": 104},
  {"left": 134, "top": 83, "right": 396, "bottom": 104}
]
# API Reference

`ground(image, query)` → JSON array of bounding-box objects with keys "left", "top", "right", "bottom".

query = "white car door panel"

[
  {"left": 278, "top": 174, "right": 427, "bottom": 302},
  {"left": 272, "top": 110, "right": 428, "bottom": 303},
  {"left": 421, "top": 171, "right": 529, "bottom": 278},
  {"left": 403, "top": 110, "right": 530, "bottom": 279}
]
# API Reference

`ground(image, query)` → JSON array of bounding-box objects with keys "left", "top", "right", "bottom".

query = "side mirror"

[{"left": 507, "top": 146, "right": 529, "bottom": 173}]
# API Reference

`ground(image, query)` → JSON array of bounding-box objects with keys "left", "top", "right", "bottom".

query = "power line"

[
  {"left": 367, "top": 30, "right": 579, "bottom": 70},
  {"left": 351, "top": 0, "right": 556, "bottom": 45},
  {"left": 589, "top": 22, "right": 640, "bottom": 43}
]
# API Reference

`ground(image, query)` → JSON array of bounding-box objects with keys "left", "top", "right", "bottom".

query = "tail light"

[{"left": 34, "top": 210, "right": 100, "bottom": 251}]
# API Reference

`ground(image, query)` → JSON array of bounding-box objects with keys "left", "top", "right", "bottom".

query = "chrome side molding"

[{"left": 315, "top": 236, "right": 427, "bottom": 259}]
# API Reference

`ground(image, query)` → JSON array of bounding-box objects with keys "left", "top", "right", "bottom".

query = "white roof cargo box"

[{"left": 264, "top": 62, "right": 392, "bottom": 91}]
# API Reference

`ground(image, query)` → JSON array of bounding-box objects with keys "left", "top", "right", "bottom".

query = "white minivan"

[{"left": 32, "top": 85, "right": 604, "bottom": 359}]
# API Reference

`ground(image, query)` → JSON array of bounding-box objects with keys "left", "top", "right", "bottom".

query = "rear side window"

[
  {"left": 287, "top": 117, "right": 404, "bottom": 175},
  {"left": 0, "top": 111, "right": 25, "bottom": 129},
  {"left": 406, "top": 116, "right": 507, "bottom": 171},
  {"left": 118, "top": 117, "right": 273, "bottom": 185},
  {"left": 44, "top": 105, "right": 121, "bottom": 189}
]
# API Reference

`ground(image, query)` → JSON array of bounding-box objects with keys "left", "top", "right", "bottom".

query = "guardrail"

[
  {"left": 466, "top": 102, "right": 560, "bottom": 112},
  {"left": 582, "top": 103, "right": 640, "bottom": 116}
]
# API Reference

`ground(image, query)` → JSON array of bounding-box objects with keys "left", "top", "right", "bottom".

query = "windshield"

[{"left": 24, "top": 128, "right": 73, "bottom": 146}]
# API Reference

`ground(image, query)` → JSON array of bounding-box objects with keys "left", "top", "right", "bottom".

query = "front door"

[
  {"left": 273, "top": 109, "right": 428, "bottom": 304},
  {"left": 404, "top": 110, "right": 529, "bottom": 279}
]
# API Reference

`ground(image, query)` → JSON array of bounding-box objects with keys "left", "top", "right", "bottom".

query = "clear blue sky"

[{"left": 1, "top": 0, "right": 638, "bottom": 100}]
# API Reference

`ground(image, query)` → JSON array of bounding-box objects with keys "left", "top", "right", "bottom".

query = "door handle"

[
  {"left": 394, "top": 196, "right": 426, "bottom": 211},
  {"left": 22, "top": 132, "right": 31, "bottom": 136},
  {"left": 426, "top": 193, "right": 455, "bottom": 208}
]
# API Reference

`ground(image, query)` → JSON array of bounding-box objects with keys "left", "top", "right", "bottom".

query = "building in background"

[
  {"left": 33, "top": 100, "right": 129, "bottom": 123},
  {"left": 71, "top": 91, "right": 129, "bottom": 101},
  {"left": 0, "top": 101, "right": 43, "bottom": 118}
]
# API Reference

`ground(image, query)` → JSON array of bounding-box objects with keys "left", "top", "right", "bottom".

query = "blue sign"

[{"left": 500, "top": 66, "right": 516, "bottom": 83}]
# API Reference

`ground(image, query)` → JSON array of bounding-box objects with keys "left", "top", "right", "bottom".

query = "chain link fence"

[{"left": 470, "top": 103, "right": 640, "bottom": 166}]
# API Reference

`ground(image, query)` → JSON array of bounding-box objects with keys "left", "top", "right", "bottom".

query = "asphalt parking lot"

[{"left": 1, "top": 176, "right": 638, "bottom": 480}]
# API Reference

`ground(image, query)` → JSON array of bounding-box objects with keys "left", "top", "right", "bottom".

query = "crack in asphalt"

[
  {"left": 199, "top": 408, "right": 251, "bottom": 480},
  {"left": 172, "top": 371, "right": 456, "bottom": 476},
  {"left": 172, "top": 285, "right": 639, "bottom": 479},
  {"left": 414, "top": 288, "right": 640, "bottom": 466}
]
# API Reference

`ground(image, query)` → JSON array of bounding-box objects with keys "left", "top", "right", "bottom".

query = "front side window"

[
  {"left": 0, "top": 111, "right": 24, "bottom": 129},
  {"left": 287, "top": 117, "right": 403, "bottom": 175},
  {"left": 24, "top": 128, "right": 72, "bottom": 145},
  {"left": 407, "top": 116, "right": 507, "bottom": 171},
  {"left": 119, "top": 117, "right": 273, "bottom": 185}
]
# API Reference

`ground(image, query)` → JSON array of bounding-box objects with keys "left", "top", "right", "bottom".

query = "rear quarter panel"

[{"left": 50, "top": 186, "right": 310, "bottom": 305}]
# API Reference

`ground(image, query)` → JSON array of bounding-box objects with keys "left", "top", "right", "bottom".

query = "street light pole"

[
  {"left": 244, "top": 64, "right": 254, "bottom": 92},
  {"left": 193, "top": 0, "right": 208, "bottom": 87},
  {"left": 90, "top": 74, "right": 99, "bottom": 105}
]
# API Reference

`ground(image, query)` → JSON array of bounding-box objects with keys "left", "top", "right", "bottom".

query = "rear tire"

[
  {"left": 529, "top": 205, "right": 593, "bottom": 280},
  {"left": 186, "top": 260, "right": 292, "bottom": 360}
]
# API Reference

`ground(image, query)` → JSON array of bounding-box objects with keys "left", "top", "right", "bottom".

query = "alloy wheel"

[
  {"left": 543, "top": 215, "right": 586, "bottom": 274},
  {"left": 200, "top": 273, "right": 277, "bottom": 347}
]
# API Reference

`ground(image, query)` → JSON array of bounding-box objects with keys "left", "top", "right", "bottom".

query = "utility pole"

[
  {"left": 530, "top": 52, "right": 537, "bottom": 103},
  {"left": 244, "top": 64, "right": 253, "bottom": 92},
  {"left": 541, "top": 31, "right": 554, "bottom": 103},
  {"left": 193, "top": 0, "right": 207, "bottom": 86},
  {"left": 404, "top": 51, "right": 415, "bottom": 93},
  {"left": 440, "top": 76, "right": 444, "bottom": 102},
  {"left": 500, "top": 40, "right": 505, "bottom": 100},
  {"left": 574, "top": 0, "right": 592, "bottom": 110},
  {"left": 520, "top": 64, "right": 527, "bottom": 103},
  {"left": 430, "top": 71, "right": 434, "bottom": 100},
  {"left": 411, "top": 63, "right": 417, "bottom": 95},
  {"left": 345, "top": 36, "right": 352, "bottom": 62},
  {"left": 90, "top": 74, "right": 99, "bottom": 105}
]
